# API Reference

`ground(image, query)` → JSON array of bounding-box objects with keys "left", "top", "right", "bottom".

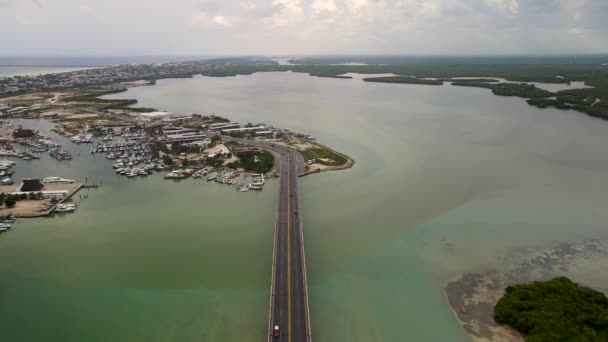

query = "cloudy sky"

[{"left": 0, "top": 0, "right": 607, "bottom": 56}]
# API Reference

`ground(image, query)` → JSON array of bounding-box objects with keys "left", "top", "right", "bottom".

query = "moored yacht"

[
  {"left": 42, "top": 177, "right": 75, "bottom": 184},
  {"left": 55, "top": 203, "right": 76, "bottom": 213}
]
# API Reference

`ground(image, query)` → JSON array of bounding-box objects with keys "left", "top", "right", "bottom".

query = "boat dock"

[{"left": 0, "top": 182, "right": 84, "bottom": 218}]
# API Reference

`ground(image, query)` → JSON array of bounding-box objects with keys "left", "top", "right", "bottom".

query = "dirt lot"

[
  {"left": 0, "top": 183, "right": 82, "bottom": 218},
  {"left": 0, "top": 199, "right": 51, "bottom": 218}
]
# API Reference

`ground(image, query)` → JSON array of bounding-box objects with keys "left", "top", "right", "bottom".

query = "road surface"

[{"left": 268, "top": 148, "right": 311, "bottom": 342}]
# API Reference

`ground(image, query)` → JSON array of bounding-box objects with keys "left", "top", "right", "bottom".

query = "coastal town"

[
  {"left": 0, "top": 82, "right": 353, "bottom": 227},
  {"left": 0, "top": 60, "right": 245, "bottom": 96}
]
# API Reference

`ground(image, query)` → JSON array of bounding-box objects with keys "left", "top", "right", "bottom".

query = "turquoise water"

[{"left": 1, "top": 72, "right": 608, "bottom": 341}]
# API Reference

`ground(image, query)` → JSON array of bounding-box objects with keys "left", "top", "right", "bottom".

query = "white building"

[
  {"left": 221, "top": 125, "right": 267, "bottom": 134},
  {"left": 138, "top": 111, "right": 174, "bottom": 121}
]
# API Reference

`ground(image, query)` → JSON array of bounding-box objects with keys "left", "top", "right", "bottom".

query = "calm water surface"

[{"left": 1, "top": 72, "right": 608, "bottom": 341}]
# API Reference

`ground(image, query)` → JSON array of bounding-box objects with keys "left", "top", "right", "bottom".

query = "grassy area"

[
  {"left": 62, "top": 88, "right": 153, "bottom": 112},
  {"left": 495, "top": 277, "right": 608, "bottom": 341},
  {"left": 184, "top": 116, "right": 230, "bottom": 129},
  {"left": 302, "top": 145, "right": 348, "bottom": 166},
  {"left": 63, "top": 88, "right": 127, "bottom": 102}
]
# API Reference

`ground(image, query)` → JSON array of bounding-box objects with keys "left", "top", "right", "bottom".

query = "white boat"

[
  {"left": 42, "top": 177, "right": 75, "bottom": 184},
  {"left": 0, "top": 227, "right": 9, "bottom": 233},
  {"left": 238, "top": 185, "right": 250, "bottom": 192},
  {"left": 2, "top": 216, "right": 15, "bottom": 223},
  {"left": 164, "top": 171, "right": 186, "bottom": 179},
  {"left": 0, "top": 223, "right": 11, "bottom": 229},
  {"left": 249, "top": 184, "right": 263, "bottom": 190},
  {"left": 55, "top": 203, "right": 76, "bottom": 213},
  {"left": 251, "top": 174, "right": 265, "bottom": 185}
]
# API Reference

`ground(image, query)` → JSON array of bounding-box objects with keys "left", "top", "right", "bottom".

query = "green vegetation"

[
  {"left": 4, "top": 195, "right": 16, "bottom": 208},
  {"left": 171, "top": 143, "right": 202, "bottom": 154},
  {"left": 302, "top": 145, "right": 348, "bottom": 166},
  {"left": 363, "top": 76, "right": 443, "bottom": 85},
  {"left": 0, "top": 192, "right": 42, "bottom": 208},
  {"left": 527, "top": 98, "right": 573, "bottom": 110},
  {"left": 183, "top": 115, "right": 229, "bottom": 129},
  {"left": 452, "top": 81, "right": 554, "bottom": 98},
  {"left": 162, "top": 154, "right": 173, "bottom": 166},
  {"left": 63, "top": 88, "right": 127, "bottom": 102},
  {"left": 494, "top": 277, "right": 608, "bottom": 342},
  {"left": 238, "top": 150, "right": 275, "bottom": 173},
  {"left": 441, "top": 78, "right": 500, "bottom": 83},
  {"left": 63, "top": 88, "right": 151, "bottom": 112},
  {"left": 205, "top": 155, "right": 224, "bottom": 168}
]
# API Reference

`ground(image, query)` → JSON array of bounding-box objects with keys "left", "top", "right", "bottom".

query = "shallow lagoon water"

[{"left": 1, "top": 72, "right": 607, "bottom": 341}]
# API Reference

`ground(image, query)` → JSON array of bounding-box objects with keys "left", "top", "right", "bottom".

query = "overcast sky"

[{"left": 1, "top": 0, "right": 607, "bottom": 56}]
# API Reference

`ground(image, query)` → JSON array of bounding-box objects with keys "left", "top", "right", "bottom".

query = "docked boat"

[
  {"left": 42, "top": 177, "right": 75, "bottom": 184},
  {"left": 55, "top": 203, "right": 76, "bottom": 213},
  {"left": 238, "top": 185, "right": 250, "bottom": 192},
  {"left": 251, "top": 174, "right": 265, "bottom": 186},
  {"left": 249, "top": 184, "right": 263, "bottom": 190},
  {"left": 1, "top": 216, "right": 16, "bottom": 223},
  {"left": 0, "top": 223, "right": 11, "bottom": 229},
  {"left": 165, "top": 171, "right": 186, "bottom": 179}
]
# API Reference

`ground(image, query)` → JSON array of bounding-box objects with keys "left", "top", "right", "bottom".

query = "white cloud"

[
  {"left": 188, "top": 10, "right": 233, "bottom": 29},
  {"left": 312, "top": 0, "right": 338, "bottom": 14},
  {"left": 0, "top": 0, "right": 606, "bottom": 55},
  {"left": 484, "top": 0, "right": 519, "bottom": 14},
  {"left": 263, "top": 0, "right": 303, "bottom": 27},
  {"left": 213, "top": 15, "right": 232, "bottom": 28}
]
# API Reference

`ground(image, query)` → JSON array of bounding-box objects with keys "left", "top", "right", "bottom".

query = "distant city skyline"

[{"left": 1, "top": 0, "right": 607, "bottom": 56}]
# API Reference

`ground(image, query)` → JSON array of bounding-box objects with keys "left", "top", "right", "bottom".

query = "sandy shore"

[
  {"left": 445, "top": 239, "right": 608, "bottom": 341},
  {"left": 446, "top": 272, "right": 523, "bottom": 342}
]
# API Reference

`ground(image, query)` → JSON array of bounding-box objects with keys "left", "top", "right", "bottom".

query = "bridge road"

[{"left": 268, "top": 149, "right": 311, "bottom": 342}]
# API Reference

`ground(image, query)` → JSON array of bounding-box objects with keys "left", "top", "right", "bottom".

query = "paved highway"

[{"left": 268, "top": 148, "right": 311, "bottom": 342}]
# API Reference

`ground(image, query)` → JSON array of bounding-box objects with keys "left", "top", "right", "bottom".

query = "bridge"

[
  {"left": 218, "top": 136, "right": 312, "bottom": 341},
  {"left": 268, "top": 148, "right": 311, "bottom": 342}
]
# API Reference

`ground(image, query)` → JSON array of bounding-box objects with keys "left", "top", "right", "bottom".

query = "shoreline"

[
  {"left": 298, "top": 143, "right": 355, "bottom": 177},
  {"left": 445, "top": 238, "right": 608, "bottom": 341},
  {"left": 445, "top": 272, "right": 523, "bottom": 342}
]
